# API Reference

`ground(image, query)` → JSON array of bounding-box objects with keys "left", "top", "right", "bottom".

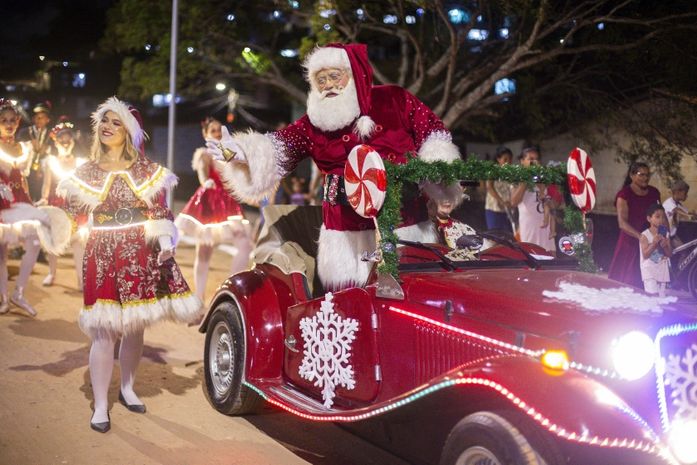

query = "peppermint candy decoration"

[
  {"left": 344, "top": 144, "right": 387, "bottom": 218},
  {"left": 567, "top": 147, "right": 596, "bottom": 213}
]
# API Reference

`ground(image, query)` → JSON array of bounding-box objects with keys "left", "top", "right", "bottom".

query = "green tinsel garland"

[
  {"left": 376, "top": 155, "right": 595, "bottom": 277},
  {"left": 562, "top": 208, "right": 598, "bottom": 273}
]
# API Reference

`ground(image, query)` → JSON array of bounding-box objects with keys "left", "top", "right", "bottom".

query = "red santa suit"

[
  {"left": 0, "top": 139, "right": 57, "bottom": 248},
  {"left": 217, "top": 43, "right": 460, "bottom": 290},
  {"left": 175, "top": 148, "right": 248, "bottom": 245},
  {"left": 57, "top": 98, "right": 201, "bottom": 337}
]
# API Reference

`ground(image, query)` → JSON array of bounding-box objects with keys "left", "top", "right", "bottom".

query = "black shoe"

[
  {"left": 90, "top": 413, "right": 111, "bottom": 433},
  {"left": 119, "top": 391, "right": 146, "bottom": 414}
]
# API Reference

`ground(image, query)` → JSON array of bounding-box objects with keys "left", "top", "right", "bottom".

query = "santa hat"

[
  {"left": 91, "top": 96, "right": 147, "bottom": 154},
  {"left": 303, "top": 43, "right": 375, "bottom": 139},
  {"left": 50, "top": 116, "right": 76, "bottom": 140}
]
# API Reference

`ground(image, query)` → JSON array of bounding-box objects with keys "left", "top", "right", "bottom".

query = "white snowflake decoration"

[
  {"left": 542, "top": 281, "right": 676, "bottom": 314},
  {"left": 298, "top": 292, "right": 359, "bottom": 408},
  {"left": 664, "top": 344, "right": 697, "bottom": 421}
]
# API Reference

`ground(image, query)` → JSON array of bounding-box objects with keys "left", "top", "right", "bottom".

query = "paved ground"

[{"left": 0, "top": 238, "right": 408, "bottom": 465}]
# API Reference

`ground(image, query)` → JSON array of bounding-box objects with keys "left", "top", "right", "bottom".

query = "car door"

[{"left": 283, "top": 287, "right": 380, "bottom": 408}]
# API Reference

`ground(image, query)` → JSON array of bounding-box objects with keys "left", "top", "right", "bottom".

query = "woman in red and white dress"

[
  {"left": 37, "top": 117, "right": 87, "bottom": 289},
  {"left": 0, "top": 99, "right": 55, "bottom": 317},
  {"left": 57, "top": 97, "right": 202, "bottom": 433},
  {"left": 174, "top": 117, "right": 252, "bottom": 302}
]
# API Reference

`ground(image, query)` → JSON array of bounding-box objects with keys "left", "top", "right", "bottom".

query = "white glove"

[
  {"left": 202, "top": 179, "right": 215, "bottom": 190},
  {"left": 0, "top": 184, "right": 13, "bottom": 202},
  {"left": 157, "top": 235, "right": 175, "bottom": 265},
  {"left": 205, "top": 126, "right": 246, "bottom": 163}
]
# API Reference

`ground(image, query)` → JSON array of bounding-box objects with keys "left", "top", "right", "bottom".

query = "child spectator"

[{"left": 639, "top": 204, "right": 672, "bottom": 296}]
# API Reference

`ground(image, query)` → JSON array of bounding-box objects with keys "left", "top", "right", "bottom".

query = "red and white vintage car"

[{"left": 200, "top": 205, "right": 697, "bottom": 465}]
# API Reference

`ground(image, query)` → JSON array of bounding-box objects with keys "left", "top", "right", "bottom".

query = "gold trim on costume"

[{"left": 83, "top": 291, "right": 194, "bottom": 311}]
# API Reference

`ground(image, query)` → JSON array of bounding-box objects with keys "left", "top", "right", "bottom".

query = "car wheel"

[
  {"left": 440, "top": 411, "right": 562, "bottom": 465},
  {"left": 203, "top": 301, "right": 262, "bottom": 415},
  {"left": 687, "top": 261, "right": 697, "bottom": 300}
]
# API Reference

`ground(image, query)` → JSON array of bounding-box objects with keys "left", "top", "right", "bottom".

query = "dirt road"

[{"left": 0, "top": 242, "right": 407, "bottom": 465}]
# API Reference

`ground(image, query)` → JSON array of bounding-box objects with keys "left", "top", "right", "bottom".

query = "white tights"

[
  {"left": 0, "top": 240, "right": 41, "bottom": 296},
  {"left": 193, "top": 235, "right": 252, "bottom": 302},
  {"left": 89, "top": 329, "right": 145, "bottom": 423},
  {"left": 47, "top": 240, "right": 85, "bottom": 288}
]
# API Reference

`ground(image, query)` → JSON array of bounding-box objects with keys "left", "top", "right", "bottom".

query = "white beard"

[{"left": 306, "top": 78, "right": 360, "bottom": 132}]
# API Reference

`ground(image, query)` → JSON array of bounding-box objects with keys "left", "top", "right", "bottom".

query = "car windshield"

[{"left": 397, "top": 230, "right": 577, "bottom": 272}]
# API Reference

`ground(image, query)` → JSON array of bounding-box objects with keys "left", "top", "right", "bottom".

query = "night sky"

[{"left": 1, "top": 0, "right": 115, "bottom": 80}]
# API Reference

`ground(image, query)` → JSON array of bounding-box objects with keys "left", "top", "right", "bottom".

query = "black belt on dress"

[
  {"left": 323, "top": 174, "right": 350, "bottom": 206},
  {"left": 93, "top": 208, "right": 148, "bottom": 227}
]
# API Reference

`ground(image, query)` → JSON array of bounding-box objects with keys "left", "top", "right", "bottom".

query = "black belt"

[
  {"left": 323, "top": 174, "right": 350, "bottom": 206},
  {"left": 93, "top": 208, "right": 148, "bottom": 227}
]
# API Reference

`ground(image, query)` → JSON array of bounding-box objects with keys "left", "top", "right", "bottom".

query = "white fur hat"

[
  {"left": 303, "top": 46, "right": 351, "bottom": 81},
  {"left": 91, "top": 97, "right": 147, "bottom": 152}
]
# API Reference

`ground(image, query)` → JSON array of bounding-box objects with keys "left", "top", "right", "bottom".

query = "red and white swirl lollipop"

[
  {"left": 567, "top": 147, "right": 596, "bottom": 213},
  {"left": 344, "top": 144, "right": 387, "bottom": 218}
]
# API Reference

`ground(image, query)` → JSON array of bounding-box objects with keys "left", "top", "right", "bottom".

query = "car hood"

[{"left": 401, "top": 268, "right": 690, "bottom": 341}]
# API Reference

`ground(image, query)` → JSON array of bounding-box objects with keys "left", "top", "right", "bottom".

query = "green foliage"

[
  {"left": 562, "top": 208, "right": 598, "bottom": 273},
  {"left": 101, "top": 0, "right": 697, "bottom": 180},
  {"left": 375, "top": 155, "right": 595, "bottom": 277}
]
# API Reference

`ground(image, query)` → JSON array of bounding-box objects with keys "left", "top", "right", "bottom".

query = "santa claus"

[{"left": 208, "top": 43, "right": 460, "bottom": 290}]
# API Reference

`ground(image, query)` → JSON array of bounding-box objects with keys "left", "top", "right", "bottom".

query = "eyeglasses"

[
  {"left": 315, "top": 69, "right": 347, "bottom": 89},
  {"left": 634, "top": 171, "right": 651, "bottom": 178}
]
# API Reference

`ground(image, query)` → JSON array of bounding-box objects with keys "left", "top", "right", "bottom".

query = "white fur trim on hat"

[
  {"left": 420, "top": 181, "right": 467, "bottom": 208},
  {"left": 303, "top": 46, "right": 351, "bottom": 80},
  {"left": 354, "top": 115, "right": 375, "bottom": 140},
  {"left": 91, "top": 97, "right": 148, "bottom": 150},
  {"left": 418, "top": 130, "right": 460, "bottom": 163}
]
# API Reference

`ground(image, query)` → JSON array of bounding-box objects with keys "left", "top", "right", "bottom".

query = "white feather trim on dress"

[
  {"left": 79, "top": 292, "right": 203, "bottom": 338},
  {"left": 56, "top": 165, "right": 178, "bottom": 210},
  {"left": 174, "top": 213, "right": 249, "bottom": 247},
  {"left": 218, "top": 130, "right": 281, "bottom": 204},
  {"left": 0, "top": 202, "right": 44, "bottom": 245},
  {"left": 418, "top": 130, "right": 460, "bottom": 163},
  {"left": 144, "top": 219, "right": 179, "bottom": 246},
  {"left": 317, "top": 226, "right": 376, "bottom": 291}
]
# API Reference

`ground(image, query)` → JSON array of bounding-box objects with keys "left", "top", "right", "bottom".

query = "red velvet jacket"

[{"left": 274, "top": 85, "right": 450, "bottom": 230}]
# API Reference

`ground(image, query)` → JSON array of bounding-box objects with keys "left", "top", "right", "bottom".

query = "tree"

[{"left": 102, "top": 0, "right": 697, "bottom": 175}]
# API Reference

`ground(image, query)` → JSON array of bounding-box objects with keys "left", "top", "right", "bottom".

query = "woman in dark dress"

[{"left": 607, "top": 162, "right": 661, "bottom": 288}]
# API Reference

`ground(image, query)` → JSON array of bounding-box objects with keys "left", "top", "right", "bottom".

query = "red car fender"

[
  {"left": 442, "top": 356, "right": 660, "bottom": 448},
  {"left": 202, "top": 268, "right": 286, "bottom": 382}
]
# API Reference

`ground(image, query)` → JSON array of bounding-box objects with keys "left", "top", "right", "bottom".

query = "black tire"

[
  {"left": 203, "top": 301, "right": 262, "bottom": 415},
  {"left": 440, "top": 411, "right": 563, "bottom": 465},
  {"left": 687, "top": 261, "right": 697, "bottom": 301}
]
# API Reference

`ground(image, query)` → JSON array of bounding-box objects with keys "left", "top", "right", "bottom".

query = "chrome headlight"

[
  {"left": 610, "top": 331, "right": 655, "bottom": 380},
  {"left": 669, "top": 419, "right": 697, "bottom": 464}
]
